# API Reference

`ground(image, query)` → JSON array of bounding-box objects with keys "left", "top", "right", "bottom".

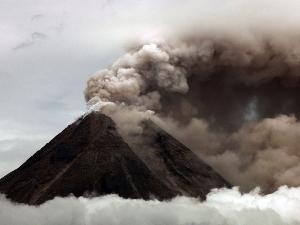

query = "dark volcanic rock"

[
  {"left": 131, "top": 120, "right": 230, "bottom": 199},
  {"left": 0, "top": 112, "right": 230, "bottom": 205}
]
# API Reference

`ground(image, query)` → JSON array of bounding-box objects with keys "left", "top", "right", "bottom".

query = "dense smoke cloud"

[
  {"left": 85, "top": 28, "right": 300, "bottom": 192},
  {"left": 155, "top": 115, "right": 300, "bottom": 192},
  {"left": 1, "top": 186, "right": 300, "bottom": 225}
]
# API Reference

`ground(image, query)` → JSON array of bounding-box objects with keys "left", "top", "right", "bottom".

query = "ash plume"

[{"left": 85, "top": 28, "right": 300, "bottom": 192}]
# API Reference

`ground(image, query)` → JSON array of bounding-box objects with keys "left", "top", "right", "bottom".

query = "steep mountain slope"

[
  {"left": 131, "top": 120, "right": 230, "bottom": 199},
  {"left": 0, "top": 112, "right": 230, "bottom": 205}
]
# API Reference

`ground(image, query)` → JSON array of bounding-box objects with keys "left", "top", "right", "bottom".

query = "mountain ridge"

[{"left": 0, "top": 111, "right": 230, "bottom": 205}]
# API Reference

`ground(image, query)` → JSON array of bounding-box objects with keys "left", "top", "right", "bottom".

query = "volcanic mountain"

[{"left": 0, "top": 112, "right": 230, "bottom": 205}]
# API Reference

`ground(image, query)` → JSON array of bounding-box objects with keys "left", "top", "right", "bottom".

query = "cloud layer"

[{"left": 1, "top": 186, "right": 300, "bottom": 225}]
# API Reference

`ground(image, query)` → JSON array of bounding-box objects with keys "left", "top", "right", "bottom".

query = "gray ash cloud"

[{"left": 85, "top": 28, "right": 300, "bottom": 192}]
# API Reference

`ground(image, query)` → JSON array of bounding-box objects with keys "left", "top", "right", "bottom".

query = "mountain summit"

[{"left": 0, "top": 112, "right": 230, "bottom": 205}]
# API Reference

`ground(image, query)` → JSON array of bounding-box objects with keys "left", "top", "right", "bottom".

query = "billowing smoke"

[
  {"left": 85, "top": 29, "right": 300, "bottom": 192},
  {"left": 155, "top": 115, "right": 300, "bottom": 192},
  {"left": 1, "top": 186, "right": 300, "bottom": 225}
]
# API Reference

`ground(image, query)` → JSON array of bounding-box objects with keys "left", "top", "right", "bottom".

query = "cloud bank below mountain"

[{"left": 1, "top": 186, "right": 300, "bottom": 225}]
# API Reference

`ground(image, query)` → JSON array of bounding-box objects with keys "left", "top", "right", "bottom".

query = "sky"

[{"left": 0, "top": 0, "right": 129, "bottom": 176}]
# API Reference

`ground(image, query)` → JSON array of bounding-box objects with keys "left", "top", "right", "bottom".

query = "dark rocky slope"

[
  {"left": 131, "top": 120, "right": 230, "bottom": 199},
  {"left": 0, "top": 112, "right": 230, "bottom": 205}
]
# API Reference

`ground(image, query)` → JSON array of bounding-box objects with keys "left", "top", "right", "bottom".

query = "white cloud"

[{"left": 1, "top": 186, "right": 300, "bottom": 225}]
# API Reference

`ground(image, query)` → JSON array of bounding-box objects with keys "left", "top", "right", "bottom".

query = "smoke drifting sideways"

[
  {"left": 85, "top": 29, "right": 300, "bottom": 192},
  {"left": 1, "top": 186, "right": 300, "bottom": 225}
]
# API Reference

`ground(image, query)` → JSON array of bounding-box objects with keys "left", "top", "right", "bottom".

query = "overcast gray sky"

[
  {"left": 0, "top": 0, "right": 197, "bottom": 176},
  {"left": 0, "top": 0, "right": 129, "bottom": 176},
  {"left": 1, "top": 0, "right": 299, "bottom": 177}
]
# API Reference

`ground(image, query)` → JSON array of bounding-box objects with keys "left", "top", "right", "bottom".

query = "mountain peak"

[{"left": 0, "top": 112, "right": 230, "bottom": 205}]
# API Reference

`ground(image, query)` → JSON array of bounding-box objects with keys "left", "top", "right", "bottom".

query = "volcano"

[{"left": 0, "top": 112, "right": 230, "bottom": 205}]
